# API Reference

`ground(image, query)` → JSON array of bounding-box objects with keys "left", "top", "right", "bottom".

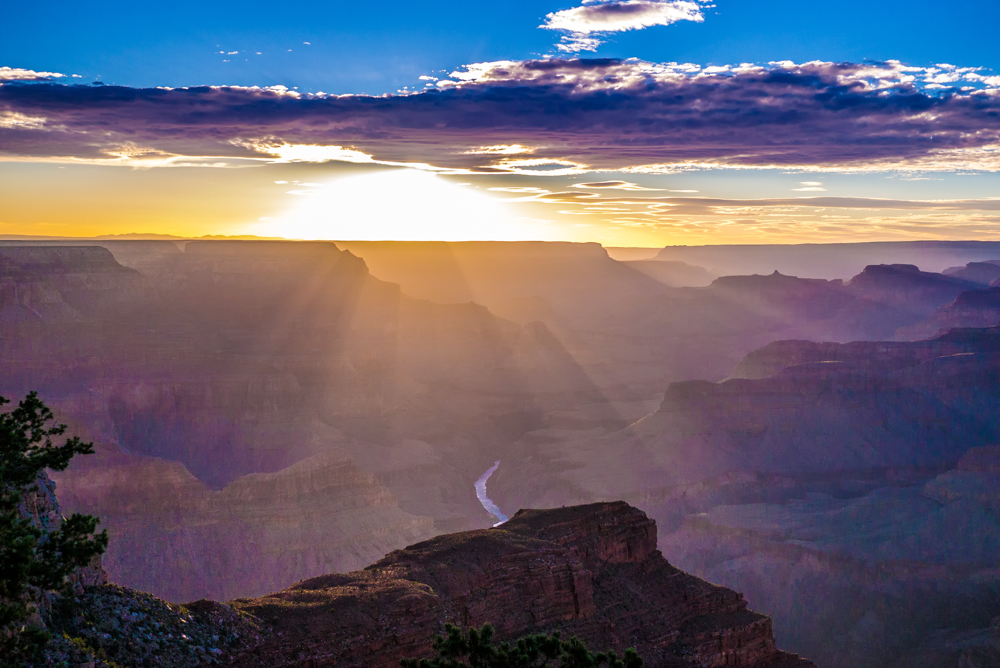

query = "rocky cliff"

[{"left": 230, "top": 502, "right": 813, "bottom": 668}]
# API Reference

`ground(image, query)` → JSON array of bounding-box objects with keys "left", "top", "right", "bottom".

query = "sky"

[{"left": 2, "top": 0, "right": 1000, "bottom": 246}]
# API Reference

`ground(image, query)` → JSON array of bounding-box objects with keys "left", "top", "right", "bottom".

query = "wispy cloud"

[
  {"left": 2, "top": 59, "right": 1000, "bottom": 173},
  {"left": 572, "top": 180, "right": 661, "bottom": 190},
  {"left": 541, "top": 0, "right": 707, "bottom": 52}
]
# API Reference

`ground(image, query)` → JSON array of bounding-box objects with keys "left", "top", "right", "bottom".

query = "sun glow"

[{"left": 256, "top": 169, "right": 555, "bottom": 241}]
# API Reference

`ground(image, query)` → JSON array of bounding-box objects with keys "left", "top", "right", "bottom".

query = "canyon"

[{"left": 4, "top": 239, "right": 1000, "bottom": 666}]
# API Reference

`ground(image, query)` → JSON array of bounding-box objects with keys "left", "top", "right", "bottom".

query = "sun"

[{"left": 256, "top": 168, "right": 553, "bottom": 242}]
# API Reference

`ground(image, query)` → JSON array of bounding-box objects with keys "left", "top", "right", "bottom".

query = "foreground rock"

[
  {"left": 230, "top": 502, "right": 813, "bottom": 668},
  {"left": 16, "top": 471, "right": 261, "bottom": 668}
]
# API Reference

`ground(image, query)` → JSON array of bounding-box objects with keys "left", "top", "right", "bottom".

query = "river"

[{"left": 475, "top": 459, "right": 509, "bottom": 527}]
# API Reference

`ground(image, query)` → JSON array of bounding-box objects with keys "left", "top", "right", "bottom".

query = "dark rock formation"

[
  {"left": 730, "top": 326, "right": 1000, "bottom": 379},
  {"left": 231, "top": 502, "right": 813, "bottom": 668}
]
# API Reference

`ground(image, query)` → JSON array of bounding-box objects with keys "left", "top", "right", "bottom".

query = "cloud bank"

[
  {"left": 541, "top": 0, "right": 707, "bottom": 52},
  {"left": 2, "top": 59, "right": 1000, "bottom": 174}
]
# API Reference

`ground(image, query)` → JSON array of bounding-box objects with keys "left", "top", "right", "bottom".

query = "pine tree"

[{"left": 0, "top": 392, "right": 109, "bottom": 667}]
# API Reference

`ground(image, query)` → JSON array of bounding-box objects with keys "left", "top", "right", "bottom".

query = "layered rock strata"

[{"left": 231, "top": 502, "right": 813, "bottom": 668}]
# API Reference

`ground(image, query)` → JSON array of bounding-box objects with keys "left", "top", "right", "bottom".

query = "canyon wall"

[
  {"left": 488, "top": 327, "right": 1000, "bottom": 668},
  {"left": 231, "top": 502, "right": 814, "bottom": 668}
]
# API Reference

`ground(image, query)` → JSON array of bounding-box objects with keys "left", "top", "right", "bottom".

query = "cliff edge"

[{"left": 231, "top": 501, "right": 814, "bottom": 668}]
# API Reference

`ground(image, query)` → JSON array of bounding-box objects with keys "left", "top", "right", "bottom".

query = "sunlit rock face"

[{"left": 231, "top": 502, "right": 814, "bottom": 668}]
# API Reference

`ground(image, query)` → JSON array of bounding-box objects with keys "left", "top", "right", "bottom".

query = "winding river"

[{"left": 475, "top": 459, "right": 509, "bottom": 527}]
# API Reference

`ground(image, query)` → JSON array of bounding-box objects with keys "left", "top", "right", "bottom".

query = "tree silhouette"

[
  {"left": 0, "top": 392, "right": 109, "bottom": 667},
  {"left": 401, "top": 623, "right": 643, "bottom": 668}
]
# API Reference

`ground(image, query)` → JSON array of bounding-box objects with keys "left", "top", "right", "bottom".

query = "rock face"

[
  {"left": 482, "top": 327, "right": 1000, "bottom": 668},
  {"left": 660, "top": 446, "right": 1000, "bottom": 668},
  {"left": 16, "top": 470, "right": 107, "bottom": 594},
  {"left": 231, "top": 502, "right": 813, "bottom": 668},
  {"left": 0, "top": 246, "right": 141, "bottom": 325},
  {"left": 618, "top": 260, "right": 717, "bottom": 287},
  {"left": 52, "top": 450, "right": 437, "bottom": 602}
]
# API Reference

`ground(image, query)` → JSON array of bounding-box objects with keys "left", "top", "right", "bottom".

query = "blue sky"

[{"left": 6, "top": 0, "right": 1000, "bottom": 94}]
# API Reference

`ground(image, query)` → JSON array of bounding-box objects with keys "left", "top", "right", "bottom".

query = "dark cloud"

[{"left": 1, "top": 59, "right": 999, "bottom": 172}]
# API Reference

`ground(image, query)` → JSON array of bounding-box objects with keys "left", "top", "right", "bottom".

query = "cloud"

[
  {"left": 0, "top": 110, "right": 46, "bottom": 129},
  {"left": 541, "top": 0, "right": 707, "bottom": 52},
  {"left": 572, "top": 180, "right": 660, "bottom": 190},
  {"left": 794, "top": 181, "right": 826, "bottom": 192},
  {"left": 464, "top": 144, "right": 534, "bottom": 155},
  {"left": 0, "top": 66, "right": 66, "bottom": 81},
  {"left": 2, "top": 58, "right": 1000, "bottom": 174}
]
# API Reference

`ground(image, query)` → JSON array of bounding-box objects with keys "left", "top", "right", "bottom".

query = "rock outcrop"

[{"left": 231, "top": 502, "right": 813, "bottom": 668}]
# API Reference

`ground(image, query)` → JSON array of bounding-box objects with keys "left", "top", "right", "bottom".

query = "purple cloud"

[
  {"left": 1, "top": 59, "right": 1000, "bottom": 173},
  {"left": 541, "top": 0, "right": 707, "bottom": 52}
]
